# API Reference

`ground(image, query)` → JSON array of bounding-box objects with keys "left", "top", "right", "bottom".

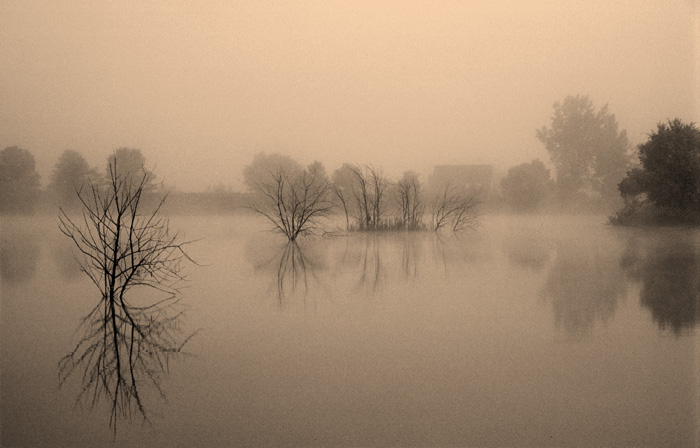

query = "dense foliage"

[{"left": 614, "top": 119, "right": 700, "bottom": 225}]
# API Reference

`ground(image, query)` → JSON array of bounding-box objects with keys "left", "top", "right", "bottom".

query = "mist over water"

[{"left": 1, "top": 213, "right": 698, "bottom": 446}]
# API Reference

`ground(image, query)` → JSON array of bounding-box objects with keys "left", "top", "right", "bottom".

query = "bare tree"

[
  {"left": 430, "top": 184, "right": 480, "bottom": 232},
  {"left": 58, "top": 160, "right": 195, "bottom": 434},
  {"left": 330, "top": 163, "right": 358, "bottom": 230},
  {"left": 251, "top": 162, "right": 335, "bottom": 241},
  {"left": 346, "top": 165, "right": 389, "bottom": 230},
  {"left": 395, "top": 171, "right": 425, "bottom": 230}
]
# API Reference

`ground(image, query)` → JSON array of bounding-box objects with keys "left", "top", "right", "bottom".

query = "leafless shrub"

[
  {"left": 394, "top": 171, "right": 425, "bottom": 230},
  {"left": 251, "top": 164, "right": 335, "bottom": 241},
  {"left": 57, "top": 160, "right": 196, "bottom": 434},
  {"left": 348, "top": 165, "right": 389, "bottom": 230},
  {"left": 430, "top": 184, "right": 481, "bottom": 231}
]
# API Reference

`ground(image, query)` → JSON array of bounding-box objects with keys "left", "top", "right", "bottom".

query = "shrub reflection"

[
  {"left": 542, "top": 240, "right": 625, "bottom": 337},
  {"left": 58, "top": 295, "right": 194, "bottom": 434},
  {"left": 248, "top": 239, "right": 327, "bottom": 307},
  {"left": 0, "top": 231, "right": 39, "bottom": 284},
  {"left": 621, "top": 236, "right": 700, "bottom": 334}
]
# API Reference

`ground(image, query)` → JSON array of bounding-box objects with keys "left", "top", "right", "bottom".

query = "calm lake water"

[{"left": 1, "top": 213, "right": 699, "bottom": 447}]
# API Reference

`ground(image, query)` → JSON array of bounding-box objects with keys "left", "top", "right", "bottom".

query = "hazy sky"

[{"left": 1, "top": 1, "right": 698, "bottom": 191}]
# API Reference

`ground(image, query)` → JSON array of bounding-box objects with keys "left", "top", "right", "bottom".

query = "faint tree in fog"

[
  {"left": 0, "top": 230, "right": 39, "bottom": 283},
  {"left": 243, "top": 153, "right": 301, "bottom": 192},
  {"left": 248, "top": 155, "right": 335, "bottom": 241},
  {"left": 106, "top": 148, "right": 157, "bottom": 190},
  {"left": 430, "top": 184, "right": 480, "bottom": 231},
  {"left": 58, "top": 157, "right": 195, "bottom": 434},
  {"left": 500, "top": 159, "right": 552, "bottom": 211},
  {"left": 615, "top": 119, "right": 700, "bottom": 224},
  {"left": 50, "top": 149, "right": 99, "bottom": 210},
  {"left": 0, "top": 146, "right": 41, "bottom": 214},
  {"left": 537, "top": 95, "right": 630, "bottom": 207},
  {"left": 394, "top": 171, "right": 425, "bottom": 230}
]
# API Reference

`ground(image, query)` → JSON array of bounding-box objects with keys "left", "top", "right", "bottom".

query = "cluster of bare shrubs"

[{"left": 246, "top": 154, "right": 482, "bottom": 240}]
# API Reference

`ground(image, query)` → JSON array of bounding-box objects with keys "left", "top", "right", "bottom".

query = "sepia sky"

[{"left": 1, "top": 0, "right": 698, "bottom": 191}]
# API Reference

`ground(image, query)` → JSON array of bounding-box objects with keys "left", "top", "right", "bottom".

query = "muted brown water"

[{"left": 1, "top": 214, "right": 699, "bottom": 447}]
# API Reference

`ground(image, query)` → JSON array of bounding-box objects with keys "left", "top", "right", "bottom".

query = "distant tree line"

[
  {"left": 498, "top": 94, "right": 632, "bottom": 213},
  {"left": 0, "top": 146, "right": 157, "bottom": 214},
  {"left": 5, "top": 94, "right": 695, "bottom": 228},
  {"left": 0, "top": 146, "right": 249, "bottom": 215}
]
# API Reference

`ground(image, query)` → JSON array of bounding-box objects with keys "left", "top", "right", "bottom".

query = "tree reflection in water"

[
  {"left": 58, "top": 294, "right": 194, "bottom": 434},
  {"left": 249, "top": 240, "right": 327, "bottom": 307},
  {"left": 502, "top": 230, "right": 552, "bottom": 271},
  {"left": 0, "top": 230, "right": 39, "bottom": 284},
  {"left": 542, "top": 240, "right": 625, "bottom": 338},
  {"left": 621, "top": 236, "right": 700, "bottom": 334}
]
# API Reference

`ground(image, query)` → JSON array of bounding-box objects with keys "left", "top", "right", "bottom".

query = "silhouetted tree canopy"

[
  {"left": 500, "top": 159, "right": 552, "bottom": 211},
  {"left": 537, "top": 95, "right": 630, "bottom": 206},
  {"left": 50, "top": 149, "right": 99, "bottom": 209},
  {"left": 0, "top": 146, "right": 41, "bottom": 214},
  {"left": 623, "top": 120, "right": 700, "bottom": 210}
]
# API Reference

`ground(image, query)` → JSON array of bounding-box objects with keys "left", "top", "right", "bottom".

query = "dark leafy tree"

[
  {"left": 50, "top": 149, "right": 99, "bottom": 210},
  {"left": 621, "top": 119, "right": 700, "bottom": 211},
  {"left": 58, "top": 157, "right": 195, "bottom": 434},
  {"left": 0, "top": 146, "right": 41, "bottom": 214},
  {"left": 537, "top": 95, "right": 630, "bottom": 205},
  {"left": 500, "top": 159, "right": 552, "bottom": 211}
]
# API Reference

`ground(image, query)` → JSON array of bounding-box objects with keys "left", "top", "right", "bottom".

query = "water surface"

[{"left": 1, "top": 214, "right": 698, "bottom": 446}]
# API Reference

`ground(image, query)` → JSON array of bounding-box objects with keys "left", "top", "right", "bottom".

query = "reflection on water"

[
  {"left": 247, "top": 232, "right": 492, "bottom": 306},
  {"left": 247, "top": 239, "right": 328, "bottom": 307},
  {"left": 621, "top": 235, "right": 700, "bottom": 334},
  {"left": 59, "top": 293, "right": 194, "bottom": 434},
  {"left": 502, "top": 230, "right": 552, "bottom": 271},
  {"left": 429, "top": 232, "right": 491, "bottom": 274},
  {"left": 346, "top": 234, "right": 384, "bottom": 291},
  {"left": 3, "top": 215, "right": 700, "bottom": 447},
  {"left": 542, "top": 239, "right": 625, "bottom": 338},
  {"left": 51, "top": 241, "right": 83, "bottom": 280},
  {"left": 0, "top": 231, "right": 39, "bottom": 284}
]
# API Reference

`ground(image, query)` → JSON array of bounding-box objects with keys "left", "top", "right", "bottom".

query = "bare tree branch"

[
  {"left": 249, "top": 164, "right": 335, "bottom": 241},
  {"left": 58, "top": 156, "right": 196, "bottom": 435}
]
